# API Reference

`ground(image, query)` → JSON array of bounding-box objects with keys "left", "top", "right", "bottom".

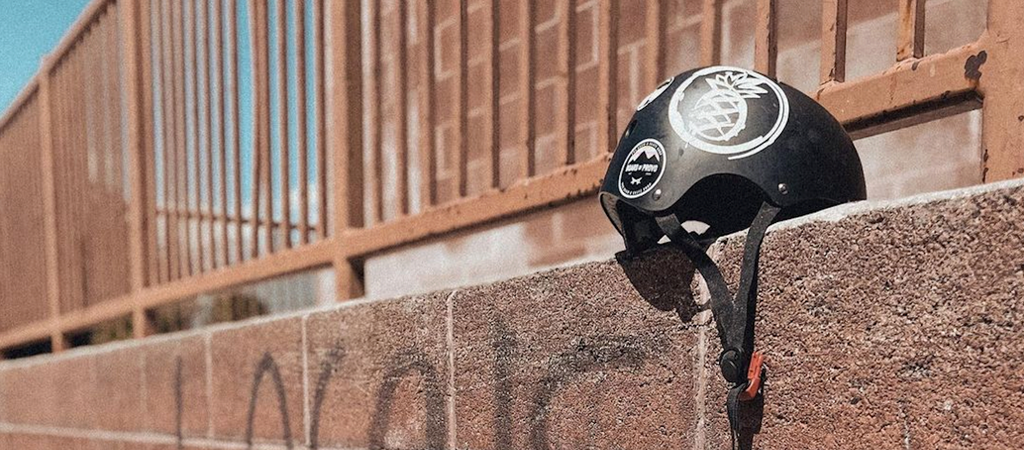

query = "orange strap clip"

[{"left": 737, "top": 351, "right": 765, "bottom": 401}]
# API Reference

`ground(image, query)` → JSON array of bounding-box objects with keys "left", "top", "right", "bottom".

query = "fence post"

[
  {"left": 119, "top": 0, "right": 154, "bottom": 338},
  {"left": 37, "top": 65, "right": 67, "bottom": 353},
  {"left": 327, "top": 0, "right": 364, "bottom": 301},
  {"left": 980, "top": 0, "right": 1024, "bottom": 181}
]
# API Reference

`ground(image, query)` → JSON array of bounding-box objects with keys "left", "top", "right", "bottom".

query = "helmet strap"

[{"left": 655, "top": 201, "right": 781, "bottom": 446}]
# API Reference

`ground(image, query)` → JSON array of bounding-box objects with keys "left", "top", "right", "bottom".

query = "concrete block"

[
  {"left": 305, "top": 292, "right": 451, "bottom": 449},
  {"left": 209, "top": 317, "right": 304, "bottom": 446},
  {"left": 93, "top": 347, "right": 144, "bottom": 431},
  {"left": 703, "top": 186, "right": 1024, "bottom": 449},
  {"left": 452, "top": 249, "right": 704, "bottom": 449},
  {"left": 141, "top": 335, "right": 209, "bottom": 438}
]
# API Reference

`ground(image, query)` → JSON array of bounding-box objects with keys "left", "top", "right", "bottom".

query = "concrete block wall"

[{"left": 2, "top": 179, "right": 1024, "bottom": 449}]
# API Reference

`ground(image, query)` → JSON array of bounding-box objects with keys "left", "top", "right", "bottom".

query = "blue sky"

[{"left": 0, "top": 0, "right": 92, "bottom": 111}]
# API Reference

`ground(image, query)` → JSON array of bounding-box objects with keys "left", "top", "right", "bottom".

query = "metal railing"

[{"left": 0, "top": 0, "right": 1021, "bottom": 355}]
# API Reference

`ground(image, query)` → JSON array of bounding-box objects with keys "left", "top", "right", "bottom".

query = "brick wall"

[{"left": 2, "top": 178, "right": 1023, "bottom": 449}]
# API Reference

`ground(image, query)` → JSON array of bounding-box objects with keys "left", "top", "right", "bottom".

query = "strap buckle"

[{"left": 737, "top": 350, "right": 765, "bottom": 401}]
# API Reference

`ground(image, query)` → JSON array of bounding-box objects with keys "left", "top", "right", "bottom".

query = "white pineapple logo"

[
  {"left": 687, "top": 71, "right": 769, "bottom": 142},
  {"left": 668, "top": 66, "right": 790, "bottom": 159}
]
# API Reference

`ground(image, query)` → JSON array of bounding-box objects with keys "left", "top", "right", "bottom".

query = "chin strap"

[{"left": 654, "top": 202, "right": 781, "bottom": 449}]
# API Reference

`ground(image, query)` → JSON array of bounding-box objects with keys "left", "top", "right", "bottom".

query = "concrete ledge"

[{"left": 1, "top": 180, "right": 1023, "bottom": 449}]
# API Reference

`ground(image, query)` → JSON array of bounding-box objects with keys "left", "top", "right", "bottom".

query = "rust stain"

[{"left": 964, "top": 51, "right": 988, "bottom": 82}]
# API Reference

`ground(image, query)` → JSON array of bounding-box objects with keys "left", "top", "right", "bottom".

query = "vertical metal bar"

[
  {"left": 754, "top": 0, "right": 778, "bottom": 76},
  {"left": 54, "top": 57, "right": 67, "bottom": 312},
  {"left": 189, "top": 0, "right": 203, "bottom": 273},
  {"left": 979, "top": 0, "right": 1024, "bottom": 181},
  {"left": 248, "top": 0, "right": 272, "bottom": 257},
  {"left": 1, "top": 109, "right": 8, "bottom": 331},
  {"left": 112, "top": 5, "right": 126, "bottom": 297},
  {"left": 104, "top": 4, "right": 121, "bottom": 298},
  {"left": 699, "top": 0, "right": 722, "bottom": 66},
  {"left": 82, "top": 27, "right": 96, "bottom": 304},
  {"left": 175, "top": 0, "right": 191, "bottom": 277},
  {"left": 643, "top": 0, "right": 666, "bottom": 89},
  {"left": 820, "top": 0, "right": 848, "bottom": 84},
  {"left": 80, "top": 21, "right": 97, "bottom": 307},
  {"left": 296, "top": 0, "right": 309, "bottom": 244},
  {"left": 896, "top": 0, "right": 926, "bottom": 62},
  {"left": 259, "top": 0, "right": 273, "bottom": 255},
  {"left": 229, "top": 0, "right": 242, "bottom": 262},
  {"left": 488, "top": 0, "right": 500, "bottom": 188},
  {"left": 1, "top": 111, "right": 9, "bottom": 331},
  {"left": 161, "top": 0, "right": 178, "bottom": 281},
  {"left": 419, "top": 0, "right": 437, "bottom": 207},
  {"left": 215, "top": 0, "right": 228, "bottom": 267},
  {"left": 121, "top": 0, "right": 152, "bottom": 338},
  {"left": 0, "top": 107, "right": 10, "bottom": 333},
  {"left": 60, "top": 54, "right": 75, "bottom": 313},
  {"left": 72, "top": 24, "right": 91, "bottom": 308},
  {"left": 314, "top": 0, "right": 327, "bottom": 238},
  {"left": 564, "top": 0, "right": 578, "bottom": 165},
  {"left": 141, "top": 0, "right": 160, "bottom": 287},
  {"left": 62, "top": 54, "right": 77, "bottom": 312},
  {"left": 93, "top": 13, "right": 109, "bottom": 210},
  {"left": 370, "top": 0, "right": 383, "bottom": 222},
  {"left": 102, "top": 11, "right": 117, "bottom": 202},
  {"left": 54, "top": 61, "right": 71, "bottom": 315},
  {"left": 520, "top": 0, "right": 536, "bottom": 178},
  {"left": 248, "top": 0, "right": 263, "bottom": 258},
  {"left": 0, "top": 110, "right": 7, "bottom": 330},
  {"left": 203, "top": 0, "right": 216, "bottom": 269},
  {"left": 396, "top": 0, "right": 409, "bottom": 215},
  {"left": 38, "top": 68, "right": 67, "bottom": 352},
  {"left": 327, "top": 0, "right": 364, "bottom": 299},
  {"left": 598, "top": 0, "right": 618, "bottom": 150},
  {"left": 456, "top": 0, "right": 468, "bottom": 196},
  {"left": 277, "top": 0, "right": 291, "bottom": 249},
  {"left": 108, "top": 8, "right": 123, "bottom": 197}
]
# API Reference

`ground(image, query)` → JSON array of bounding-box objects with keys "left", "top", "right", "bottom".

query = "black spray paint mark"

[
  {"left": 368, "top": 348, "right": 447, "bottom": 450},
  {"left": 490, "top": 321, "right": 516, "bottom": 450},
  {"left": 175, "top": 356, "right": 183, "bottom": 450},
  {"left": 309, "top": 344, "right": 346, "bottom": 450},
  {"left": 965, "top": 51, "right": 988, "bottom": 81},
  {"left": 528, "top": 335, "right": 654, "bottom": 450},
  {"left": 245, "top": 352, "right": 293, "bottom": 449}
]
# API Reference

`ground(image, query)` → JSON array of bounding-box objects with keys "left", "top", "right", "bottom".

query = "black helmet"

[
  {"left": 600, "top": 65, "right": 865, "bottom": 253},
  {"left": 601, "top": 66, "right": 865, "bottom": 442}
]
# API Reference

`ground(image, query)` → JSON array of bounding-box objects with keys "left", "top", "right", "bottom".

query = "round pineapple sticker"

[
  {"left": 668, "top": 66, "right": 789, "bottom": 160},
  {"left": 618, "top": 139, "right": 666, "bottom": 199}
]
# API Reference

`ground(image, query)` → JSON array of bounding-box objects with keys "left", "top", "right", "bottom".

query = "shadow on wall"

[
  {"left": 616, "top": 247, "right": 703, "bottom": 323},
  {"left": 619, "top": 244, "right": 766, "bottom": 449}
]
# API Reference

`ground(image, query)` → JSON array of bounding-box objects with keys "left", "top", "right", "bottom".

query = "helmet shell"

[{"left": 600, "top": 66, "right": 866, "bottom": 243}]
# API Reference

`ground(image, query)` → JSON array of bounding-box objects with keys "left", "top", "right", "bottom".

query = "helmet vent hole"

[
  {"left": 623, "top": 119, "right": 638, "bottom": 139},
  {"left": 682, "top": 220, "right": 711, "bottom": 235}
]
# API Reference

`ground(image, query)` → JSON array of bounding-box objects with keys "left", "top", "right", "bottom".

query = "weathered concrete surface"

[
  {"left": 452, "top": 250, "right": 701, "bottom": 449},
  {"left": 305, "top": 291, "right": 451, "bottom": 449},
  {"left": 209, "top": 316, "right": 304, "bottom": 444},
  {"left": 0, "top": 180, "right": 1023, "bottom": 449},
  {"left": 704, "top": 182, "right": 1024, "bottom": 449}
]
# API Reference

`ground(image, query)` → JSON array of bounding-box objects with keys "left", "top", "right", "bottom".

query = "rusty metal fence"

[{"left": 0, "top": 0, "right": 1021, "bottom": 355}]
